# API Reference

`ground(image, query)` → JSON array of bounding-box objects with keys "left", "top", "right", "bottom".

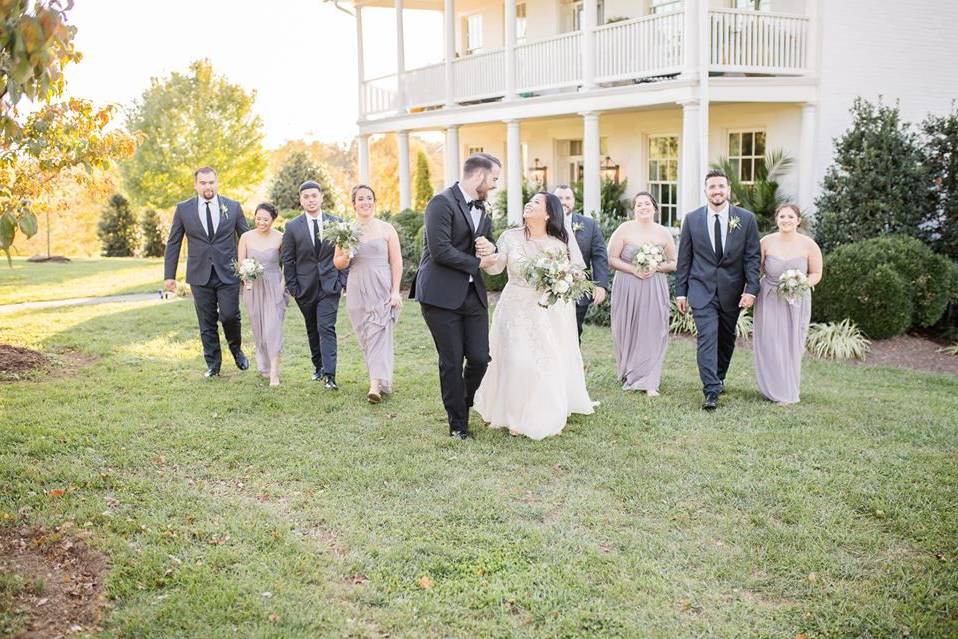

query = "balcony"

[{"left": 361, "top": 8, "right": 811, "bottom": 119}]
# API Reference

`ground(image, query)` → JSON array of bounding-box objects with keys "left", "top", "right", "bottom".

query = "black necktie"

[
  {"left": 204, "top": 201, "right": 214, "bottom": 241},
  {"left": 312, "top": 218, "right": 321, "bottom": 256},
  {"left": 713, "top": 213, "right": 724, "bottom": 262}
]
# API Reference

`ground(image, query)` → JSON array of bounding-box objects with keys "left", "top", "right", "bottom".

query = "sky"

[{"left": 64, "top": 0, "right": 442, "bottom": 148}]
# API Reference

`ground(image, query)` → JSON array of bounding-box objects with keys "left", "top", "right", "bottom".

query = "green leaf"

[
  {"left": 18, "top": 210, "right": 38, "bottom": 237},
  {"left": 0, "top": 212, "right": 17, "bottom": 249}
]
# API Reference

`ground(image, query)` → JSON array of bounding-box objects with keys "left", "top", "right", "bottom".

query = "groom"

[
  {"left": 414, "top": 153, "right": 501, "bottom": 439},
  {"left": 164, "top": 167, "right": 250, "bottom": 377},
  {"left": 281, "top": 180, "right": 345, "bottom": 389},
  {"left": 674, "top": 169, "right": 760, "bottom": 410}
]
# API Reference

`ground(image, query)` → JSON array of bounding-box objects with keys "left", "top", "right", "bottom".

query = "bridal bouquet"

[
  {"left": 776, "top": 269, "right": 811, "bottom": 304},
  {"left": 631, "top": 243, "right": 666, "bottom": 274},
  {"left": 520, "top": 247, "right": 595, "bottom": 308},
  {"left": 232, "top": 257, "right": 265, "bottom": 283},
  {"left": 325, "top": 219, "right": 363, "bottom": 251}
]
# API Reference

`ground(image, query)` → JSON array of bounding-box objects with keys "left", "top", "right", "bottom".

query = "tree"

[
  {"left": 140, "top": 209, "right": 164, "bottom": 257},
  {"left": 922, "top": 105, "right": 958, "bottom": 261},
  {"left": 97, "top": 194, "right": 137, "bottom": 257},
  {"left": 713, "top": 149, "right": 794, "bottom": 232},
  {"left": 413, "top": 150, "right": 434, "bottom": 211},
  {"left": 268, "top": 151, "right": 337, "bottom": 212},
  {"left": 122, "top": 59, "right": 267, "bottom": 209},
  {"left": 815, "top": 98, "right": 933, "bottom": 253}
]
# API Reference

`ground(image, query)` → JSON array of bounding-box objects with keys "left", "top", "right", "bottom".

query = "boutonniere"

[
  {"left": 728, "top": 216, "right": 741, "bottom": 232},
  {"left": 572, "top": 222, "right": 584, "bottom": 233},
  {"left": 219, "top": 202, "right": 230, "bottom": 220}
]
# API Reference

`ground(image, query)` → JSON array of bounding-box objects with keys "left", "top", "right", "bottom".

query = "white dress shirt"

[
  {"left": 458, "top": 184, "right": 483, "bottom": 281},
  {"left": 706, "top": 202, "right": 730, "bottom": 254},
  {"left": 197, "top": 195, "right": 221, "bottom": 237},
  {"left": 305, "top": 211, "right": 324, "bottom": 246}
]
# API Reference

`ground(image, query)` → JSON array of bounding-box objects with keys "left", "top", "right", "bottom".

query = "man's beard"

[{"left": 202, "top": 190, "right": 215, "bottom": 200}]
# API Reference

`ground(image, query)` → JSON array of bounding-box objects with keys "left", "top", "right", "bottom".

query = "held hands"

[
  {"left": 164, "top": 279, "right": 177, "bottom": 293},
  {"left": 479, "top": 254, "right": 499, "bottom": 270},
  {"left": 593, "top": 287, "right": 607, "bottom": 305},
  {"left": 244, "top": 281, "right": 253, "bottom": 291},
  {"left": 634, "top": 268, "right": 655, "bottom": 280},
  {"left": 739, "top": 293, "right": 756, "bottom": 309},
  {"left": 676, "top": 297, "right": 688, "bottom": 314},
  {"left": 474, "top": 236, "right": 495, "bottom": 257}
]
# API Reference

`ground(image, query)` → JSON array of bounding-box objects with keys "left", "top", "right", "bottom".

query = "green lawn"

[
  {"left": 1, "top": 287, "right": 956, "bottom": 637},
  {"left": 0, "top": 257, "right": 164, "bottom": 305}
]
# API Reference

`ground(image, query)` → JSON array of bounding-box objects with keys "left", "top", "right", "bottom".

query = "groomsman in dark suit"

[
  {"left": 164, "top": 167, "right": 250, "bottom": 377},
  {"left": 674, "top": 169, "right": 761, "bottom": 410},
  {"left": 553, "top": 184, "right": 609, "bottom": 341},
  {"left": 281, "top": 181, "right": 346, "bottom": 389},
  {"left": 413, "top": 153, "right": 501, "bottom": 439}
]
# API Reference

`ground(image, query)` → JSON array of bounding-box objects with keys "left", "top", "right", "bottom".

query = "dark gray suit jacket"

[
  {"left": 280, "top": 212, "right": 345, "bottom": 303},
  {"left": 164, "top": 196, "right": 248, "bottom": 286},
  {"left": 571, "top": 213, "right": 610, "bottom": 306},
  {"left": 674, "top": 205, "right": 761, "bottom": 313}
]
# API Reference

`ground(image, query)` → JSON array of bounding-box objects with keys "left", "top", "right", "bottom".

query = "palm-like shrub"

[
  {"left": 669, "top": 304, "right": 752, "bottom": 339},
  {"left": 805, "top": 319, "right": 871, "bottom": 360},
  {"left": 712, "top": 150, "right": 794, "bottom": 232}
]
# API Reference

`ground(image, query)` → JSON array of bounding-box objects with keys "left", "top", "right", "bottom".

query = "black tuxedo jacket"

[
  {"left": 570, "top": 212, "right": 610, "bottom": 306},
  {"left": 164, "top": 195, "right": 249, "bottom": 286},
  {"left": 281, "top": 212, "right": 346, "bottom": 303}
]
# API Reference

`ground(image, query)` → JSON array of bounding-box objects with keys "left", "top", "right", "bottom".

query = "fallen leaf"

[
  {"left": 418, "top": 575, "right": 434, "bottom": 590},
  {"left": 268, "top": 612, "right": 279, "bottom": 623},
  {"left": 49, "top": 488, "right": 66, "bottom": 497}
]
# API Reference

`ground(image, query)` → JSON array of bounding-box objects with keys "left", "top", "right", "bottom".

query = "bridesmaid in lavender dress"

[
  {"left": 237, "top": 203, "right": 288, "bottom": 387},
  {"left": 333, "top": 185, "right": 403, "bottom": 403},
  {"left": 753, "top": 203, "right": 823, "bottom": 405},
  {"left": 607, "top": 192, "right": 677, "bottom": 395}
]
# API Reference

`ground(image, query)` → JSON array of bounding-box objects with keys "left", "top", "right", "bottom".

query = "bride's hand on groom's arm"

[{"left": 479, "top": 254, "right": 500, "bottom": 271}]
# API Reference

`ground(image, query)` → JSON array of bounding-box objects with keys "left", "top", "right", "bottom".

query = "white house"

[{"left": 348, "top": 0, "right": 958, "bottom": 225}]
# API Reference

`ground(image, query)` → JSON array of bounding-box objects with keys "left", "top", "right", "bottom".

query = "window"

[
  {"left": 562, "top": 0, "right": 604, "bottom": 33},
  {"left": 464, "top": 14, "right": 483, "bottom": 55},
  {"left": 650, "top": 0, "right": 683, "bottom": 14},
  {"left": 728, "top": 130, "right": 766, "bottom": 183},
  {"left": 516, "top": 2, "right": 527, "bottom": 44},
  {"left": 733, "top": 0, "right": 771, "bottom": 10},
  {"left": 648, "top": 135, "right": 679, "bottom": 227}
]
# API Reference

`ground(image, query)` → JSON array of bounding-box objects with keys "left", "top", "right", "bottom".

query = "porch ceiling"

[{"left": 352, "top": 0, "right": 442, "bottom": 9}]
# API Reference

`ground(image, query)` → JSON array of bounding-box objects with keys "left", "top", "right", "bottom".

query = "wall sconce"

[
  {"left": 529, "top": 157, "right": 548, "bottom": 188},
  {"left": 601, "top": 155, "right": 620, "bottom": 184}
]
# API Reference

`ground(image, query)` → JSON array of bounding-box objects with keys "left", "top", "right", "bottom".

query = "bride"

[{"left": 473, "top": 192, "right": 596, "bottom": 440}]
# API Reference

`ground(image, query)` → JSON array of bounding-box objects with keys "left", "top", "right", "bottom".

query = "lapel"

[
  {"left": 696, "top": 207, "right": 717, "bottom": 262},
  {"left": 571, "top": 213, "right": 587, "bottom": 250},
  {"left": 212, "top": 196, "right": 229, "bottom": 240},
  {"left": 722, "top": 207, "right": 743, "bottom": 262},
  {"left": 300, "top": 213, "right": 317, "bottom": 253},
  {"left": 451, "top": 183, "right": 477, "bottom": 235}
]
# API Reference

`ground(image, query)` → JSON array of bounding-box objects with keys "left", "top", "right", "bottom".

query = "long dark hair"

[{"left": 526, "top": 192, "right": 568, "bottom": 244}]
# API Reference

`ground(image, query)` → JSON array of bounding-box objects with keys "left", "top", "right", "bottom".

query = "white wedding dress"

[{"left": 474, "top": 227, "right": 596, "bottom": 440}]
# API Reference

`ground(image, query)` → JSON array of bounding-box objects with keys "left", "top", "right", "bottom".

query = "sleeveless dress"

[
  {"left": 474, "top": 228, "right": 596, "bottom": 440},
  {"left": 242, "top": 246, "right": 288, "bottom": 375},
  {"left": 346, "top": 238, "right": 399, "bottom": 392},
  {"left": 753, "top": 255, "right": 811, "bottom": 403},
  {"left": 611, "top": 243, "right": 670, "bottom": 392}
]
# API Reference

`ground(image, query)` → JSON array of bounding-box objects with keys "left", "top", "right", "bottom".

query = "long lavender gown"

[
  {"left": 611, "top": 243, "right": 670, "bottom": 392},
  {"left": 346, "top": 238, "right": 399, "bottom": 392},
  {"left": 753, "top": 255, "right": 811, "bottom": 403},
  {"left": 242, "top": 246, "right": 288, "bottom": 375}
]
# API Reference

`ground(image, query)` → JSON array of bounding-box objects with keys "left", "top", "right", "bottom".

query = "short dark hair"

[
  {"left": 299, "top": 180, "right": 323, "bottom": 193},
  {"left": 351, "top": 184, "right": 376, "bottom": 204},
  {"left": 462, "top": 153, "right": 501, "bottom": 177},
  {"left": 554, "top": 184, "right": 573, "bottom": 193},
  {"left": 254, "top": 202, "right": 279, "bottom": 220},
  {"left": 194, "top": 166, "right": 216, "bottom": 179},
  {"left": 704, "top": 169, "right": 729, "bottom": 185}
]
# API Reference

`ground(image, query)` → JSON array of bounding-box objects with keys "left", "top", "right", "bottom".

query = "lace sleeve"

[{"left": 483, "top": 229, "right": 512, "bottom": 276}]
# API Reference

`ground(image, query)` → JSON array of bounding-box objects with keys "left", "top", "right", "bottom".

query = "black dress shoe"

[
  {"left": 449, "top": 430, "right": 472, "bottom": 440},
  {"left": 323, "top": 376, "right": 338, "bottom": 391},
  {"left": 702, "top": 393, "right": 719, "bottom": 410},
  {"left": 233, "top": 350, "right": 249, "bottom": 371},
  {"left": 719, "top": 382, "right": 726, "bottom": 395},
  {"left": 204, "top": 368, "right": 220, "bottom": 378},
  {"left": 312, "top": 371, "right": 323, "bottom": 381}
]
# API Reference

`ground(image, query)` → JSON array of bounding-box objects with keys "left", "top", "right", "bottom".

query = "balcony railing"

[{"left": 361, "top": 9, "right": 810, "bottom": 119}]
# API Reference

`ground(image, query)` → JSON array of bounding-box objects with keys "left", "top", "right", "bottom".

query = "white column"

[
  {"left": 697, "top": 0, "right": 710, "bottom": 183},
  {"left": 398, "top": 131, "right": 411, "bottom": 210},
  {"left": 444, "top": 0, "right": 455, "bottom": 106},
  {"left": 444, "top": 125, "right": 460, "bottom": 186},
  {"left": 799, "top": 102, "right": 818, "bottom": 213},
  {"left": 395, "top": 0, "right": 406, "bottom": 114},
  {"left": 506, "top": 120, "right": 522, "bottom": 225},
  {"left": 357, "top": 134, "right": 370, "bottom": 184},
  {"left": 356, "top": 5, "right": 366, "bottom": 120},
  {"left": 805, "top": 0, "right": 820, "bottom": 75},
  {"left": 504, "top": 0, "right": 517, "bottom": 100},
  {"left": 582, "top": 111, "right": 601, "bottom": 217},
  {"left": 681, "top": 0, "right": 701, "bottom": 80},
  {"left": 679, "top": 100, "right": 701, "bottom": 217},
  {"left": 580, "top": 0, "right": 598, "bottom": 91}
]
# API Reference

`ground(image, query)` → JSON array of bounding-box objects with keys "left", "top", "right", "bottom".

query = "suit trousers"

[
  {"left": 691, "top": 295, "right": 740, "bottom": 395},
  {"left": 575, "top": 301, "right": 590, "bottom": 343},
  {"left": 420, "top": 284, "right": 490, "bottom": 433},
  {"left": 191, "top": 269, "right": 242, "bottom": 370},
  {"left": 295, "top": 292, "right": 340, "bottom": 378}
]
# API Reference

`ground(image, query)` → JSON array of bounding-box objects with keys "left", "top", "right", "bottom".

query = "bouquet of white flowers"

[
  {"left": 520, "top": 247, "right": 595, "bottom": 308},
  {"left": 232, "top": 258, "right": 265, "bottom": 283},
  {"left": 631, "top": 243, "right": 666, "bottom": 274},
  {"left": 776, "top": 268, "right": 811, "bottom": 304},
  {"left": 324, "top": 219, "right": 363, "bottom": 251}
]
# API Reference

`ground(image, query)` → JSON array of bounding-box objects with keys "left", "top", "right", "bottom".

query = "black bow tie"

[{"left": 470, "top": 200, "right": 486, "bottom": 215}]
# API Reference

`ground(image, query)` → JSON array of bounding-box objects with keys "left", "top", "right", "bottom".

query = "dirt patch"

[
  {"left": 851, "top": 334, "right": 958, "bottom": 375},
  {"left": 0, "top": 345, "right": 49, "bottom": 381},
  {"left": 0, "top": 524, "right": 110, "bottom": 638},
  {"left": 25, "top": 256, "right": 71, "bottom": 263}
]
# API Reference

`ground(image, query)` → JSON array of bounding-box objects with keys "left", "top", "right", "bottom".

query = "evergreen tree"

[
  {"left": 97, "top": 194, "right": 137, "bottom": 257},
  {"left": 140, "top": 209, "right": 165, "bottom": 257},
  {"left": 815, "top": 98, "right": 933, "bottom": 253},
  {"left": 922, "top": 105, "right": 958, "bottom": 261},
  {"left": 413, "top": 150, "right": 434, "bottom": 211},
  {"left": 268, "top": 151, "right": 337, "bottom": 212}
]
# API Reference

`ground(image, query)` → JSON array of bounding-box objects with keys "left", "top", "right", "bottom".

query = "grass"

[
  {"left": 0, "top": 257, "right": 164, "bottom": 305},
  {"left": 0, "top": 272, "right": 956, "bottom": 637}
]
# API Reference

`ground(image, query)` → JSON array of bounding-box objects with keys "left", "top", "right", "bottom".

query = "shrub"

[
  {"left": 922, "top": 105, "right": 958, "bottom": 261},
  {"left": 97, "top": 193, "right": 137, "bottom": 257},
  {"left": 384, "top": 209, "right": 424, "bottom": 289},
  {"left": 938, "top": 342, "right": 958, "bottom": 356},
  {"left": 668, "top": 303, "right": 752, "bottom": 339},
  {"left": 813, "top": 236, "right": 953, "bottom": 335},
  {"left": 269, "top": 151, "right": 337, "bottom": 212},
  {"left": 805, "top": 319, "right": 871, "bottom": 360},
  {"left": 413, "top": 150, "right": 434, "bottom": 212},
  {"left": 712, "top": 149, "right": 794, "bottom": 232},
  {"left": 139, "top": 209, "right": 165, "bottom": 257}
]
